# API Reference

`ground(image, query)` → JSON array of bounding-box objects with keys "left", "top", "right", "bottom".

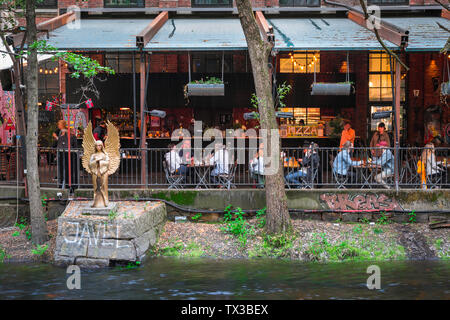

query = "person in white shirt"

[
  {"left": 249, "top": 143, "right": 265, "bottom": 188},
  {"left": 165, "top": 143, "right": 188, "bottom": 175},
  {"left": 209, "top": 143, "right": 230, "bottom": 183}
]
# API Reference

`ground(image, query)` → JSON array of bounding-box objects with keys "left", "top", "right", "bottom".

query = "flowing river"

[{"left": 0, "top": 258, "right": 448, "bottom": 299}]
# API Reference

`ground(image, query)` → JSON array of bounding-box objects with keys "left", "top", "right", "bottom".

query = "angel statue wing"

[
  {"left": 81, "top": 121, "right": 96, "bottom": 175},
  {"left": 104, "top": 120, "right": 121, "bottom": 176}
]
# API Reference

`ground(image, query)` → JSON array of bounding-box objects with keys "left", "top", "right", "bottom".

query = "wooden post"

[
  {"left": 140, "top": 53, "right": 147, "bottom": 186},
  {"left": 394, "top": 60, "right": 401, "bottom": 191}
]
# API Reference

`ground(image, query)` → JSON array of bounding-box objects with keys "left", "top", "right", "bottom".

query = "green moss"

[{"left": 151, "top": 191, "right": 197, "bottom": 206}]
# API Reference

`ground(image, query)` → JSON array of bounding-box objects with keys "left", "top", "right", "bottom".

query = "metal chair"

[
  {"left": 333, "top": 170, "right": 348, "bottom": 189},
  {"left": 217, "top": 161, "right": 237, "bottom": 189},
  {"left": 163, "top": 161, "right": 184, "bottom": 189},
  {"left": 300, "top": 166, "right": 319, "bottom": 189}
]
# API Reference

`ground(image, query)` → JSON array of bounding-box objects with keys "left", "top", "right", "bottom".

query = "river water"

[{"left": 0, "top": 258, "right": 448, "bottom": 299}]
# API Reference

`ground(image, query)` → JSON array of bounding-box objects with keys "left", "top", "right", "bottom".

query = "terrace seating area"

[{"left": 0, "top": 145, "right": 448, "bottom": 190}]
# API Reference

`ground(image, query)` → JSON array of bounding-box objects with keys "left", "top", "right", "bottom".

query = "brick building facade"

[{"left": 25, "top": 0, "right": 449, "bottom": 146}]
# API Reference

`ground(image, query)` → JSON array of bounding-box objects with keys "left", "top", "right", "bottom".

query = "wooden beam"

[
  {"left": 140, "top": 54, "right": 147, "bottom": 186},
  {"left": 37, "top": 11, "right": 76, "bottom": 32},
  {"left": 255, "top": 11, "right": 274, "bottom": 43},
  {"left": 347, "top": 11, "right": 409, "bottom": 48},
  {"left": 442, "top": 9, "right": 450, "bottom": 20},
  {"left": 136, "top": 11, "right": 168, "bottom": 49}
]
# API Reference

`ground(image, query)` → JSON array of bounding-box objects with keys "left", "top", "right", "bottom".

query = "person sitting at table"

[
  {"left": 249, "top": 144, "right": 265, "bottom": 188},
  {"left": 420, "top": 142, "right": 444, "bottom": 189},
  {"left": 165, "top": 143, "right": 189, "bottom": 176},
  {"left": 285, "top": 142, "right": 319, "bottom": 187},
  {"left": 339, "top": 121, "right": 355, "bottom": 149},
  {"left": 209, "top": 143, "right": 230, "bottom": 184},
  {"left": 370, "top": 122, "right": 390, "bottom": 158},
  {"left": 372, "top": 141, "right": 394, "bottom": 189},
  {"left": 333, "top": 141, "right": 362, "bottom": 185}
]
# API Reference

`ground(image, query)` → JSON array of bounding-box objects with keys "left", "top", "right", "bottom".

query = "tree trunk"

[
  {"left": 25, "top": 0, "right": 48, "bottom": 244},
  {"left": 235, "top": 0, "right": 291, "bottom": 234}
]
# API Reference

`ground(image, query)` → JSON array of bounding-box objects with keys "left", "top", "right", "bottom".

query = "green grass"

[{"left": 158, "top": 240, "right": 205, "bottom": 258}]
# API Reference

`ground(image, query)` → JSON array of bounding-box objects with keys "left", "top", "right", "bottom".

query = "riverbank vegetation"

[{"left": 153, "top": 210, "right": 449, "bottom": 262}]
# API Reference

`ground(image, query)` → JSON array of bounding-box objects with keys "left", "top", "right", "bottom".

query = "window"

[
  {"left": 368, "top": 52, "right": 405, "bottom": 102},
  {"left": 191, "top": 0, "right": 233, "bottom": 7},
  {"left": 279, "top": 107, "right": 321, "bottom": 125},
  {"left": 280, "top": 51, "right": 320, "bottom": 73},
  {"left": 369, "top": 52, "right": 407, "bottom": 135},
  {"left": 36, "top": 0, "right": 57, "bottom": 8},
  {"left": 368, "top": 0, "right": 409, "bottom": 5},
  {"left": 38, "top": 60, "right": 59, "bottom": 95},
  {"left": 105, "top": 53, "right": 140, "bottom": 73},
  {"left": 104, "top": 0, "right": 144, "bottom": 8},
  {"left": 191, "top": 53, "right": 233, "bottom": 73},
  {"left": 279, "top": 0, "right": 320, "bottom": 6},
  {"left": 370, "top": 105, "right": 405, "bottom": 132}
]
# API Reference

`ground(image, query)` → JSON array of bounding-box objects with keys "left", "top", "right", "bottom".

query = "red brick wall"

[
  {"left": 149, "top": 54, "right": 178, "bottom": 73},
  {"left": 406, "top": 52, "right": 447, "bottom": 145},
  {"left": 320, "top": 51, "right": 368, "bottom": 141}
]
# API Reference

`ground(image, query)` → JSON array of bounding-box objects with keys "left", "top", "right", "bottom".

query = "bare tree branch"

[{"left": 435, "top": 0, "right": 450, "bottom": 11}]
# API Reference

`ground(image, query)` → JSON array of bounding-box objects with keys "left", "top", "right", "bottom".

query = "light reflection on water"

[{"left": 0, "top": 258, "right": 448, "bottom": 300}]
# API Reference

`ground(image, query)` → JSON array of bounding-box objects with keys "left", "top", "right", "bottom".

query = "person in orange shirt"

[{"left": 339, "top": 121, "right": 355, "bottom": 149}]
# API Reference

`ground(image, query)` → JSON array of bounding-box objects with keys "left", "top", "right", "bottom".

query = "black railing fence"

[{"left": 0, "top": 145, "right": 448, "bottom": 190}]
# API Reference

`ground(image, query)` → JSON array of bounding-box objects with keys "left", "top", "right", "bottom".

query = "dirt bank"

[
  {"left": 153, "top": 219, "right": 450, "bottom": 262},
  {"left": 0, "top": 220, "right": 57, "bottom": 263},
  {"left": 0, "top": 218, "right": 448, "bottom": 264}
]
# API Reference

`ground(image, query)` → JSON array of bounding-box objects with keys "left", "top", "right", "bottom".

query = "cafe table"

[
  {"left": 188, "top": 162, "right": 213, "bottom": 189},
  {"left": 353, "top": 161, "right": 381, "bottom": 189}
]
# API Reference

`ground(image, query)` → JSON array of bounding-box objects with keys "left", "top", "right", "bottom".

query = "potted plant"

[
  {"left": 311, "top": 81, "right": 354, "bottom": 96},
  {"left": 185, "top": 77, "right": 225, "bottom": 97}
]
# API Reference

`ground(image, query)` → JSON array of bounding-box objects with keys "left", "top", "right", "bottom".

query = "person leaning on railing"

[
  {"left": 333, "top": 141, "right": 362, "bottom": 183},
  {"left": 372, "top": 141, "right": 394, "bottom": 189},
  {"left": 56, "top": 120, "right": 78, "bottom": 192}
]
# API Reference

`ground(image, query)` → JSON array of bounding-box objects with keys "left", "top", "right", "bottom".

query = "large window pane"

[
  {"left": 368, "top": 0, "right": 409, "bottom": 5},
  {"left": 280, "top": 51, "right": 320, "bottom": 74},
  {"left": 36, "top": 0, "right": 57, "bottom": 8},
  {"left": 279, "top": 0, "right": 321, "bottom": 7},
  {"left": 104, "top": 0, "right": 144, "bottom": 7},
  {"left": 191, "top": 0, "right": 233, "bottom": 7}
]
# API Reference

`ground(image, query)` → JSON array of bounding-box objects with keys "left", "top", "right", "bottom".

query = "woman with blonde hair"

[{"left": 419, "top": 143, "right": 443, "bottom": 189}]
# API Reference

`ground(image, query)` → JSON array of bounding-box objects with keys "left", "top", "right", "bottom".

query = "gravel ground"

[
  {"left": 0, "top": 220, "right": 57, "bottom": 263},
  {"left": 154, "top": 219, "right": 450, "bottom": 262}
]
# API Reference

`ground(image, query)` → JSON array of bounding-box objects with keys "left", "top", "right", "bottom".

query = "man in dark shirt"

[{"left": 93, "top": 121, "right": 107, "bottom": 142}]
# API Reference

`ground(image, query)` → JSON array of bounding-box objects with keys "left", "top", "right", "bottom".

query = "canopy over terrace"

[
  {"left": 384, "top": 17, "right": 449, "bottom": 52},
  {"left": 45, "top": 19, "right": 153, "bottom": 51},
  {"left": 267, "top": 18, "right": 398, "bottom": 51},
  {"left": 41, "top": 15, "right": 448, "bottom": 52},
  {"left": 145, "top": 18, "right": 248, "bottom": 51}
]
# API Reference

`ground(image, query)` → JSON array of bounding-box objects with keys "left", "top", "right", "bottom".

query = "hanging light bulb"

[
  {"left": 54, "top": 67, "right": 58, "bottom": 72},
  {"left": 300, "top": 65, "right": 304, "bottom": 71},
  {"left": 44, "top": 69, "right": 48, "bottom": 74},
  {"left": 293, "top": 61, "right": 297, "bottom": 66}
]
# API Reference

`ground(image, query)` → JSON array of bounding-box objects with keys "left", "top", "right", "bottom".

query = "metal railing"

[{"left": 0, "top": 145, "right": 448, "bottom": 190}]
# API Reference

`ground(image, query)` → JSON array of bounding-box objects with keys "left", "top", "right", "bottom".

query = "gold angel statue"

[{"left": 82, "top": 121, "right": 121, "bottom": 208}]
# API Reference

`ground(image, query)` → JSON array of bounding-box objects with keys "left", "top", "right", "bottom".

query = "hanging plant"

[
  {"left": 185, "top": 77, "right": 225, "bottom": 96},
  {"left": 311, "top": 82, "right": 354, "bottom": 96}
]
